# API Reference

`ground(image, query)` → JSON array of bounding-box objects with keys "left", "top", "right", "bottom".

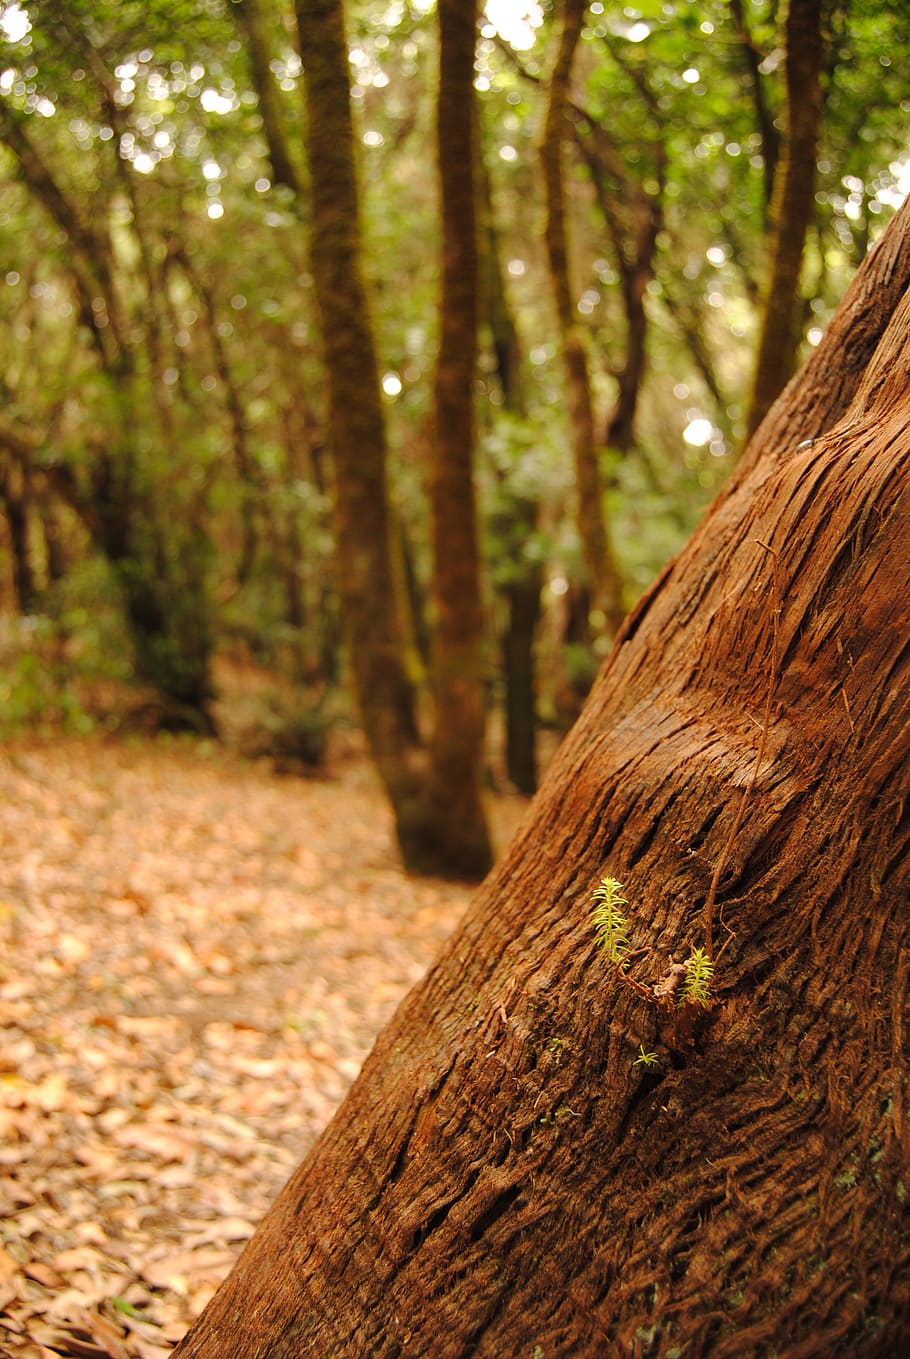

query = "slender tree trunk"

[
  {"left": 604, "top": 248, "right": 652, "bottom": 454},
  {"left": 295, "top": 0, "right": 492, "bottom": 879},
  {"left": 729, "top": 0, "right": 780, "bottom": 215},
  {"left": 0, "top": 458, "right": 36, "bottom": 612},
  {"left": 481, "top": 126, "right": 542, "bottom": 794},
  {"left": 571, "top": 100, "right": 665, "bottom": 455},
  {"left": 174, "top": 200, "right": 910, "bottom": 1359},
  {"left": 746, "top": 0, "right": 826, "bottom": 437},
  {"left": 425, "top": 0, "right": 494, "bottom": 879},
  {"left": 235, "top": 0, "right": 303, "bottom": 196},
  {"left": 41, "top": 501, "right": 68, "bottom": 585},
  {"left": 502, "top": 572, "right": 541, "bottom": 795},
  {"left": 293, "top": 0, "right": 427, "bottom": 832},
  {"left": 540, "top": 0, "right": 624, "bottom": 634}
]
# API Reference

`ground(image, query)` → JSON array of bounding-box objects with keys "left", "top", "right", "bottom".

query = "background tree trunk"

[
  {"left": 746, "top": 0, "right": 826, "bottom": 436},
  {"left": 296, "top": 0, "right": 493, "bottom": 879},
  {"left": 540, "top": 0, "right": 624, "bottom": 635},
  {"left": 235, "top": 0, "right": 303, "bottom": 197},
  {"left": 424, "top": 0, "right": 493, "bottom": 879},
  {"left": 294, "top": 0, "right": 428, "bottom": 851},
  {"left": 0, "top": 457, "right": 36, "bottom": 612},
  {"left": 173, "top": 198, "right": 910, "bottom": 1359},
  {"left": 481, "top": 137, "right": 542, "bottom": 795}
]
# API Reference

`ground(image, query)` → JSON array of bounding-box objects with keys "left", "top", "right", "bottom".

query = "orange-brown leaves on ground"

[{"left": 0, "top": 737, "right": 528, "bottom": 1357}]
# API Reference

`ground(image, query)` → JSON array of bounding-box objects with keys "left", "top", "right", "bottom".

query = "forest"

[{"left": 1, "top": 1, "right": 909, "bottom": 1356}]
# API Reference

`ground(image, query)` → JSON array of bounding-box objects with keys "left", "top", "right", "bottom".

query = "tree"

[
  {"left": 539, "top": 0, "right": 624, "bottom": 635},
  {"left": 295, "top": 0, "right": 492, "bottom": 877},
  {"left": 293, "top": 0, "right": 428, "bottom": 832},
  {"left": 426, "top": 0, "right": 492, "bottom": 874},
  {"left": 746, "top": 0, "right": 826, "bottom": 436},
  {"left": 0, "top": 0, "right": 248, "bottom": 727},
  {"left": 171, "top": 200, "right": 910, "bottom": 1359},
  {"left": 480, "top": 147, "right": 543, "bottom": 795}
]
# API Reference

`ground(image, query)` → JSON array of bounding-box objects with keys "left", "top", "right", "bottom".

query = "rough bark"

[
  {"left": 174, "top": 199, "right": 910, "bottom": 1358},
  {"left": 746, "top": 0, "right": 826, "bottom": 437},
  {"left": 425, "top": 0, "right": 494, "bottom": 879},
  {"left": 540, "top": 0, "right": 624, "bottom": 634}
]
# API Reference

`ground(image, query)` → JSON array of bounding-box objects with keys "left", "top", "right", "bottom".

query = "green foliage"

[
  {"left": 680, "top": 946, "right": 714, "bottom": 1009},
  {"left": 591, "top": 876, "right": 633, "bottom": 967},
  {"left": 111, "top": 1298, "right": 146, "bottom": 1319},
  {"left": 0, "top": 556, "right": 136, "bottom": 736},
  {"left": 2, "top": 0, "right": 907, "bottom": 739},
  {"left": 591, "top": 875, "right": 716, "bottom": 1050},
  {"left": 245, "top": 689, "right": 332, "bottom": 771},
  {"left": 0, "top": 616, "right": 92, "bottom": 737}
]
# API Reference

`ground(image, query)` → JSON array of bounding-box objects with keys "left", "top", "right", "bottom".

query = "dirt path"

[{"left": 0, "top": 736, "right": 532, "bottom": 1357}]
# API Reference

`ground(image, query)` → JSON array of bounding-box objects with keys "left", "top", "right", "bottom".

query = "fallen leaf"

[
  {"left": 182, "top": 1216, "right": 255, "bottom": 1247},
  {"left": 23, "top": 1261, "right": 65, "bottom": 1289},
  {"left": 142, "top": 1247, "right": 236, "bottom": 1294},
  {"left": 112, "top": 1124, "right": 197, "bottom": 1163}
]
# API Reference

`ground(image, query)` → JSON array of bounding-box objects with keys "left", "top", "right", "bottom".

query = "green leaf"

[{"left": 591, "top": 876, "right": 633, "bottom": 966}]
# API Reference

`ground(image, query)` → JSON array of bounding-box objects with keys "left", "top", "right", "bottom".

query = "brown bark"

[
  {"left": 540, "top": 0, "right": 624, "bottom": 634},
  {"left": 481, "top": 131, "right": 542, "bottom": 795},
  {"left": 174, "top": 199, "right": 910, "bottom": 1359},
  {"left": 746, "top": 0, "right": 826, "bottom": 437},
  {"left": 295, "top": 0, "right": 492, "bottom": 879},
  {"left": 0, "top": 456, "right": 36, "bottom": 611},
  {"left": 294, "top": 0, "right": 425, "bottom": 830},
  {"left": 425, "top": 0, "right": 493, "bottom": 879}
]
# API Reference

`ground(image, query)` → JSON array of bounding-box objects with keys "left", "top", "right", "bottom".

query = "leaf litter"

[{"left": 0, "top": 735, "right": 531, "bottom": 1356}]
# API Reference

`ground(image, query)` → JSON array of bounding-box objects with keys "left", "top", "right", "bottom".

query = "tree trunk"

[
  {"left": 425, "top": 0, "right": 494, "bottom": 879},
  {"left": 745, "top": 0, "right": 826, "bottom": 437},
  {"left": 571, "top": 99, "right": 665, "bottom": 456},
  {"left": 481, "top": 130, "right": 542, "bottom": 795},
  {"left": 173, "top": 198, "right": 910, "bottom": 1359},
  {"left": 502, "top": 571, "right": 542, "bottom": 795},
  {"left": 235, "top": 0, "right": 303, "bottom": 197},
  {"left": 293, "top": 0, "right": 427, "bottom": 838},
  {"left": 0, "top": 457, "right": 36, "bottom": 612},
  {"left": 728, "top": 0, "right": 780, "bottom": 215},
  {"left": 540, "top": 0, "right": 624, "bottom": 635},
  {"left": 295, "top": 0, "right": 493, "bottom": 879}
]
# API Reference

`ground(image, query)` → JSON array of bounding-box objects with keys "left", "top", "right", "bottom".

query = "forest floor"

[{"left": 0, "top": 728, "right": 536, "bottom": 1358}]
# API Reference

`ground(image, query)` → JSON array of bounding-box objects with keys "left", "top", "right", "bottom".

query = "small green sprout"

[
  {"left": 591, "top": 876, "right": 633, "bottom": 968},
  {"left": 591, "top": 873, "right": 718, "bottom": 1049},
  {"left": 112, "top": 1298, "right": 146, "bottom": 1318},
  {"left": 680, "top": 946, "right": 714, "bottom": 1008}
]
